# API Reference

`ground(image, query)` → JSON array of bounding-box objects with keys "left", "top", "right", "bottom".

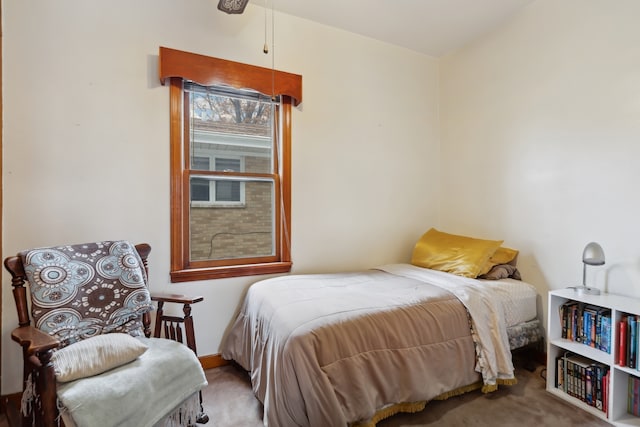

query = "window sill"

[{"left": 170, "top": 261, "right": 292, "bottom": 282}]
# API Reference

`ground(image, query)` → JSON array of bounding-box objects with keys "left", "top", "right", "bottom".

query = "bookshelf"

[{"left": 547, "top": 289, "right": 640, "bottom": 426}]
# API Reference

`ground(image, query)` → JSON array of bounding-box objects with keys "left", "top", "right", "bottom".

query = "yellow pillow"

[
  {"left": 411, "top": 228, "right": 503, "bottom": 278},
  {"left": 478, "top": 246, "right": 519, "bottom": 276}
]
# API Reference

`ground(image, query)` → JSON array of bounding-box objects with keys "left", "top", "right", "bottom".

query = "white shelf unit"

[{"left": 547, "top": 289, "right": 640, "bottom": 426}]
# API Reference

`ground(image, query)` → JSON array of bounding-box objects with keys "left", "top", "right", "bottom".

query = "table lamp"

[{"left": 574, "top": 241, "right": 605, "bottom": 295}]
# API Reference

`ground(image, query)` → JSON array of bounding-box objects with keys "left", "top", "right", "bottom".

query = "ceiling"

[{"left": 263, "top": 0, "right": 536, "bottom": 57}]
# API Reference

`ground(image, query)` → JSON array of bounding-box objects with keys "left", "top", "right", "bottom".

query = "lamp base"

[{"left": 568, "top": 286, "right": 601, "bottom": 296}]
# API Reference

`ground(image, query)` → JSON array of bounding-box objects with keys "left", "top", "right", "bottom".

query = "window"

[{"left": 159, "top": 47, "right": 302, "bottom": 282}]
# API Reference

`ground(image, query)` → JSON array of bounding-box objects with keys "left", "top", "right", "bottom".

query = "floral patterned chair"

[{"left": 4, "top": 240, "right": 208, "bottom": 427}]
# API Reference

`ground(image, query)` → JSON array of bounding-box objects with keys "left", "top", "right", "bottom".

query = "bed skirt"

[
  {"left": 350, "top": 316, "right": 540, "bottom": 427},
  {"left": 350, "top": 381, "right": 484, "bottom": 427}
]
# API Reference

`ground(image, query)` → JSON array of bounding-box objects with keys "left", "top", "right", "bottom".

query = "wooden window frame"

[{"left": 159, "top": 47, "right": 302, "bottom": 282}]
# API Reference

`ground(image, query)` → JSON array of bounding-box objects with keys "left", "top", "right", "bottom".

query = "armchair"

[{"left": 4, "top": 241, "right": 208, "bottom": 427}]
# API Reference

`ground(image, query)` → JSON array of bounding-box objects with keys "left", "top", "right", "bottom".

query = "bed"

[{"left": 221, "top": 230, "right": 541, "bottom": 427}]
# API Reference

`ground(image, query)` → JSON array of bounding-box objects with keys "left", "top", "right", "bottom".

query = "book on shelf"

[
  {"left": 603, "top": 369, "right": 610, "bottom": 416},
  {"left": 555, "top": 351, "right": 609, "bottom": 413},
  {"left": 637, "top": 316, "right": 640, "bottom": 371},
  {"left": 583, "top": 305, "right": 597, "bottom": 347},
  {"left": 558, "top": 300, "right": 611, "bottom": 353},
  {"left": 613, "top": 314, "right": 640, "bottom": 370},
  {"left": 556, "top": 355, "right": 564, "bottom": 391},
  {"left": 629, "top": 376, "right": 640, "bottom": 416},
  {"left": 599, "top": 311, "right": 612, "bottom": 353},
  {"left": 574, "top": 303, "right": 583, "bottom": 343},
  {"left": 594, "top": 364, "right": 604, "bottom": 411},
  {"left": 560, "top": 301, "right": 578, "bottom": 340},
  {"left": 620, "top": 316, "right": 628, "bottom": 366},
  {"left": 585, "top": 363, "right": 594, "bottom": 405},
  {"left": 567, "top": 354, "right": 591, "bottom": 401},
  {"left": 629, "top": 316, "right": 637, "bottom": 369}
]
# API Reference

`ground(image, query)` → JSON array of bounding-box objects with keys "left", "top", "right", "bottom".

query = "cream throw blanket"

[
  {"left": 379, "top": 264, "right": 515, "bottom": 390},
  {"left": 56, "top": 337, "right": 207, "bottom": 427}
]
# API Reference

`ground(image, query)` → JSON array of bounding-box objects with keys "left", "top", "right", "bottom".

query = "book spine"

[
  {"left": 586, "top": 366, "right": 593, "bottom": 405},
  {"left": 564, "top": 353, "right": 569, "bottom": 395},
  {"left": 631, "top": 316, "right": 637, "bottom": 369},
  {"left": 637, "top": 321, "right": 640, "bottom": 371},
  {"left": 577, "top": 304, "right": 584, "bottom": 343},
  {"left": 556, "top": 356, "right": 564, "bottom": 390},
  {"left": 604, "top": 369, "right": 610, "bottom": 415},
  {"left": 584, "top": 311, "right": 591, "bottom": 347},
  {"left": 561, "top": 304, "right": 567, "bottom": 339},
  {"left": 629, "top": 376, "right": 633, "bottom": 414},
  {"left": 571, "top": 360, "right": 577, "bottom": 398},
  {"left": 581, "top": 365, "right": 586, "bottom": 402},
  {"left": 601, "top": 314, "right": 611, "bottom": 353},
  {"left": 630, "top": 376, "right": 640, "bottom": 416},
  {"left": 591, "top": 311, "right": 597, "bottom": 347},
  {"left": 621, "top": 318, "right": 628, "bottom": 366},
  {"left": 596, "top": 310, "right": 602, "bottom": 350},
  {"left": 571, "top": 305, "right": 580, "bottom": 341},
  {"left": 567, "top": 359, "right": 574, "bottom": 397},
  {"left": 595, "top": 364, "right": 603, "bottom": 410},
  {"left": 635, "top": 377, "right": 640, "bottom": 416}
]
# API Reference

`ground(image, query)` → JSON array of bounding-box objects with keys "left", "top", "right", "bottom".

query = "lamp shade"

[{"left": 582, "top": 242, "right": 605, "bottom": 266}]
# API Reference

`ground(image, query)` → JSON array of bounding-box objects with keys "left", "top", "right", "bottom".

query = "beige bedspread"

[
  {"left": 380, "top": 264, "right": 516, "bottom": 390},
  {"left": 222, "top": 266, "right": 497, "bottom": 427}
]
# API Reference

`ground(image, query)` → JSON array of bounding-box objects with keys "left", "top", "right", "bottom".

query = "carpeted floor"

[
  {"left": 0, "top": 356, "right": 609, "bottom": 427},
  {"left": 200, "top": 355, "right": 610, "bottom": 427}
]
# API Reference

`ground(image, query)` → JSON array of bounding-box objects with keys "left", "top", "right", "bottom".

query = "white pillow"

[{"left": 52, "top": 333, "right": 148, "bottom": 383}]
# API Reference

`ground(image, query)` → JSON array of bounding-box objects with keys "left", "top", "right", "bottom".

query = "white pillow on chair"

[{"left": 52, "top": 333, "right": 148, "bottom": 383}]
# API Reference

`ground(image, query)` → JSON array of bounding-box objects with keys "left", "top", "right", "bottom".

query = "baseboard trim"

[{"left": 199, "top": 353, "right": 229, "bottom": 370}]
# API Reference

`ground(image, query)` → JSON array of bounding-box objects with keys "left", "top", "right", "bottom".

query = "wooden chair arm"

[
  {"left": 11, "top": 326, "right": 60, "bottom": 356},
  {"left": 150, "top": 293, "right": 203, "bottom": 355},
  {"left": 151, "top": 293, "right": 203, "bottom": 305}
]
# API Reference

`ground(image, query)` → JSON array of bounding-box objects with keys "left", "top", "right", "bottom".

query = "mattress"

[
  {"left": 478, "top": 278, "right": 538, "bottom": 327},
  {"left": 478, "top": 278, "right": 541, "bottom": 350}
]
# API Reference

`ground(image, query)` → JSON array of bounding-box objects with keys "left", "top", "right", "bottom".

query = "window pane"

[
  {"left": 191, "top": 178, "right": 210, "bottom": 202},
  {"left": 188, "top": 86, "right": 273, "bottom": 174},
  {"left": 189, "top": 180, "right": 275, "bottom": 261},
  {"left": 190, "top": 156, "right": 211, "bottom": 201},
  {"left": 192, "top": 156, "right": 210, "bottom": 170},
  {"left": 215, "top": 181, "right": 240, "bottom": 202},
  {"left": 215, "top": 158, "right": 240, "bottom": 172}
]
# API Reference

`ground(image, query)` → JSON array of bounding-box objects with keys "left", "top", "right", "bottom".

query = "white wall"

[
  {"left": 440, "top": 0, "right": 640, "bottom": 322},
  {"left": 1, "top": 1, "right": 440, "bottom": 393}
]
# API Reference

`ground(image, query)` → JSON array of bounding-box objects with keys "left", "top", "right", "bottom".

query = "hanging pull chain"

[{"left": 263, "top": 0, "right": 269, "bottom": 54}]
